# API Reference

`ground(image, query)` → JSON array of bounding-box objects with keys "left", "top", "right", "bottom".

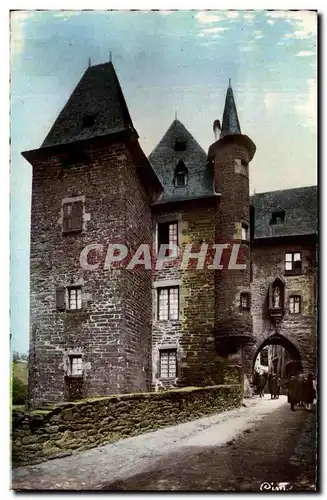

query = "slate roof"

[
  {"left": 149, "top": 120, "right": 215, "bottom": 203},
  {"left": 41, "top": 62, "right": 135, "bottom": 148},
  {"left": 221, "top": 80, "right": 241, "bottom": 138},
  {"left": 251, "top": 186, "right": 318, "bottom": 239}
]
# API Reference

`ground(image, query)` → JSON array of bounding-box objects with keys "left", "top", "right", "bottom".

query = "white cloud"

[
  {"left": 267, "top": 19, "right": 275, "bottom": 25},
  {"left": 239, "top": 46, "right": 255, "bottom": 52},
  {"left": 196, "top": 33, "right": 205, "bottom": 38},
  {"left": 53, "top": 11, "right": 81, "bottom": 18},
  {"left": 265, "top": 11, "right": 317, "bottom": 39},
  {"left": 295, "top": 79, "right": 316, "bottom": 128},
  {"left": 243, "top": 13, "right": 255, "bottom": 21},
  {"left": 296, "top": 51, "right": 315, "bottom": 57},
  {"left": 10, "top": 11, "right": 34, "bottom": 56},
  {"left": 225, "top": 11, "right": 239, "bottom": 19},
  {"left": 202, "top": 27, "right": 229, "bottom": 34},
  {"left": 195, "top": 11, "right": 223, "bottom": 23}
]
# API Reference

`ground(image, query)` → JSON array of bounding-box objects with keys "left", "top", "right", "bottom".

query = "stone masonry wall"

[
  {"left": 12, "top": 384, "right": 243, "bottom": 466},
  {"left": 243, "top": 238, "right": 317, "bottom": 377},
  {"left": 29, "top": 139, "right": 153, "bottom": 406},
  {"left": 152, "top": 202, "right": 220, "bottom": 389}
]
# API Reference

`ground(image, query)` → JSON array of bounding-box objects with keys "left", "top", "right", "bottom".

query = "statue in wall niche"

[{"left": 273, "top": 287, "right": 281, "bottom": 308}]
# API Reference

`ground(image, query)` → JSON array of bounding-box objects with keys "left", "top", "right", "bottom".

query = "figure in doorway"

[
  {"left": 270, "top": 374, "right": 278, "bottom": 399},
  {"left": 287, "top": 375, "right": 298, "bottom": 411},
  {"left": 304, "top": 373, "right": 315, "bottom": 411}
]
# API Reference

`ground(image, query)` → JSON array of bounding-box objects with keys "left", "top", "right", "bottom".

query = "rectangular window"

[
  {"left": 285, "top": 252, "right": 302, "bottom": 273},
  {"left": 241, "top": 223, "right": 249, "bottom": 241},
  {"left": 157, "top": 221, "right": 178, "bottom": 257},
  {"left": 240, "top": 292, "right": 250, "bottom": 309},
  {"left": 289, "top": 296, "right": 301, "bottom": 314},
  {"left": 63, "top": 200, "right": 83, "bottom": 233},
  {"left": 68, "top": 286, "right": 82, "bottom": 310},
  {"left": 270, "top": 210, "right": 285, "bottom": 225},
  {"left": 158, "top": 287, "right": 179, "bottom": 320},
  {"left": 160, "top": 350, "right": 177, "bottom": 378},
  {"left": 69, "top": 355, "right": 83, "bottom": 376}
]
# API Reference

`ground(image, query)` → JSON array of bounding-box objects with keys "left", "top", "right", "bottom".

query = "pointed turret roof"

[
  {"left": 149, "top": 119, "right": 215, "bottom": 203},
  {"left": 220, "top": 79, "right": 241, "bottom": 138},
  {"left": 41, "top": 62, "right": 136, "bottom": 148}
]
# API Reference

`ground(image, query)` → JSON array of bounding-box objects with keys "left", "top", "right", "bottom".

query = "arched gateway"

[{"left": 243, "top": 333, "right": 306, "bottom": 385}]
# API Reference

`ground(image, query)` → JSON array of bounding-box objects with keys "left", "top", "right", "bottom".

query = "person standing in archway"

[
  {"left": 287, "top": 375, "right": 298, "bottom": 411},
  {"left": 304, "top": 373, "right": 315, "bottom": 411}
]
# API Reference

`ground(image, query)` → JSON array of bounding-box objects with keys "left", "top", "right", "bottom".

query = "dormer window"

[
  {"left": 174, "top": 139, "right": 187, "bottom": 151},
  {"left": 270, "top": 210, "right": 285, "bottom": 225},
  {"left": 174, "top": 160, "right": 188, "bottom": 187},
  {"left": 82, "top": 114, "right": 96, "bottom": 129}
]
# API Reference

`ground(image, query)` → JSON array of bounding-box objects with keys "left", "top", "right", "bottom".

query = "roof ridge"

[{"left": 251, "top": 185, "right": 317, "bottom": 196}]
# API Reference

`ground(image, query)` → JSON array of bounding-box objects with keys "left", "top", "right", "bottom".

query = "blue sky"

[{"left": 10, "top": 10, "right": 317, "bottom": 353}]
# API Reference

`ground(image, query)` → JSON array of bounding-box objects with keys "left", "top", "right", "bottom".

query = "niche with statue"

[{"left": 268, "top": 277, "right": 285, "bottom": 325}]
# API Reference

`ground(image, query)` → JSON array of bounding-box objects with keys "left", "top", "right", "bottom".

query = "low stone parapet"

[{"left": 12, "top": 384, "right": 242, "bottom": 466}]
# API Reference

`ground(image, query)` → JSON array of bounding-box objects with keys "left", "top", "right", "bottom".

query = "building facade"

[{"left": 22, "top": 62, "right": 317, "bottom": 407}]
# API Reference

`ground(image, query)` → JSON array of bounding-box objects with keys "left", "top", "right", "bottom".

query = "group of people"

[
  {"left": 253, "top": 370, "right": 316, "bottom": 411},
  {"left": 287, "top": 372, "right": 316, "bottom": 412},
  {"left": 253, "top": 371, "right": 281, "bottom": 399}
]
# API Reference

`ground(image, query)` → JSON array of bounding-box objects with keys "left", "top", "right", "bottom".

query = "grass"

[{"left": 12, "top": 362, "right": 28, "bottom": 385}]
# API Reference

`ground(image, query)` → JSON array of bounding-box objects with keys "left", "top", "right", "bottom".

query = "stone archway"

[{"left": 243, "top": 332, "right": 304, "bottom": 385}]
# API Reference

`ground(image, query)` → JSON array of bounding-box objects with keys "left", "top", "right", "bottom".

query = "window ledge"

[{"left": 284, "top": 270, "right": 303, "bottom": 276}]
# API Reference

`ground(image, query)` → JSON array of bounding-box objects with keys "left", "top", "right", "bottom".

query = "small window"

[
  {"left": 240, "top": 292, "right": 250, "bottom": 310},
  {"left": 160, "top": 350, "right": 177, "bottom": 378},
  {"left": 69, "top": 355, "right": 83, "bottom": 376},
  {"left": 285, "top": 252, "right": 302, "bottom": 273},
  {"left": 175, "top": 171, "right": 187, "bottom": 187},
  {"left": 270, "top": 210, "right": 286, "bottom": 225},
  {"left": 289, "top": 295, "right": 301, "bottom": 314},
  {"left": 157, "top": 221, "right": 178, "bottom": 257},
  {"left": 235, "top": 158, "right": 248, "bottom": 176},
  {"left": 174, "top": 160, "right": 188, "bottom": 187},
  {"left": 68, "top": 286, "right": 82, "bottom": 310},
  {"left": 241, "top": 223, "right": 249, "bottom": 241},
  {"left": 158, "top": 287, "right": 179, "bottom": 320},
  {"left": 82, "top": 114, "right": 96, "bottom": 129},
  {"left": 63, "top": 200, "right": 83, "bottom": 234},
  {"left": 174, "top": 139, "right": 187, "bottom": 151}
]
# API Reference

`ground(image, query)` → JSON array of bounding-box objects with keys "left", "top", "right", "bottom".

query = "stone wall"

[
  {"left": 12, "top": 384, "right": 243, "bottom": 467},
  {"left": 151, "top": 201, "right": 220, "bottom": 389},
  {"left": 243, "top": 237, "right": 317, "bottom": 377},
  {"left": 28, "top": 139, "right": 154, "bottom": 406}
]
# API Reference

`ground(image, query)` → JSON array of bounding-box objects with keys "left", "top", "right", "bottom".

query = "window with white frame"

[
  {"left": 69, "top": 355, "right": 83, "bottom": 376},
  {"left": 289, "top": 295, "right": 301, "bottom": 314},
  {"left": 157, "top": 221, "right": 178, "bottom": 257},
  {"left": 240, "top": 292, "right": 250, "bottom": 310},
  {"left": 285, "top": 252, "right": 302, "bottom": 273},
  {"left": 68, "top": 286, "right": 82, "bottom": 310},
  {"left": 158, "top": 287, "right": 179, "bottom": 320},
  {"left": 160, "top": 350, "right": 177, "bottom": 378}
]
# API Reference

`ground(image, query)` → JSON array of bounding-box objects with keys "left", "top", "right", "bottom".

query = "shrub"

[{"left": 12, "top": 377, "right": 27, "bottom": 405}]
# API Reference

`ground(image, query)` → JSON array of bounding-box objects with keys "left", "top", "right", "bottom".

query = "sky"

[{"left": 10, "top": 10, "right": 317, "bottom": 353}]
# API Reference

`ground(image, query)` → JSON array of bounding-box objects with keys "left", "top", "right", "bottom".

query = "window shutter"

[
  {"left": 71, "top": 201, "right": 83, "bottom": 232},
  {"left": 62, "top": 203, "right": 72, "bottom": 233},
  {"left": 56, "top": 287, "right": 66, "bottom": 311}
]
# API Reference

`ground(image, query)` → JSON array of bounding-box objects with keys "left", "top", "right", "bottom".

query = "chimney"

[{"left": 213, "top": 119, "right": 221, "bottom": 141}]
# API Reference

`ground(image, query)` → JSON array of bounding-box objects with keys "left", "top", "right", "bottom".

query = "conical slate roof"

[
  {"left": 149, "top": 119, "right": 214, "bottom": 203},
  {"left": 41, "top": 62, "right": 135, "bottom": 148},
  {"left": 221, "top": 80, "right": 241, "bottom": 138}
]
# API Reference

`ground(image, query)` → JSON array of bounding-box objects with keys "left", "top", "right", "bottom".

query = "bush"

[{"left": 12, "top": 377, "right": 28, "bottom": 405}]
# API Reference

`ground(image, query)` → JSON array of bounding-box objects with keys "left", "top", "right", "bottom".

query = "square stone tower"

[{"left": 22, "top": 62, "right": 162, "bottom": 407}]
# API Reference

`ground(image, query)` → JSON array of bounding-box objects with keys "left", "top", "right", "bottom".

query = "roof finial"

[
  {"left": 88, "top": 57, "right": 91, "bottom": 67},
  {"left": 109, "top": 51, "right": 112, "bottom": 63},
  {"left": 175, "top": 110, "right": 177, "bottom": 120},
  {"left": 229, "top": 77, "right": 232, "bottom": 88}
]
